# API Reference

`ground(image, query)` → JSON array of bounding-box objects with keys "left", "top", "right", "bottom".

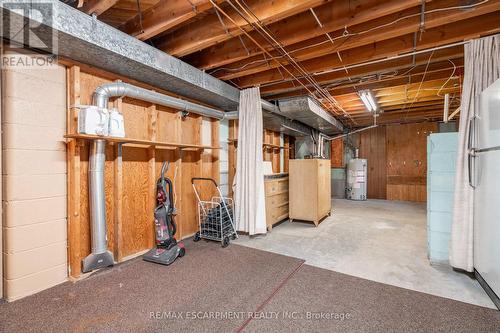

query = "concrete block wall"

[
  {"left": 427, "top": 132, "right": 458, "bottom": 263},
  {"left": 2, "top": 51, "right": 68, "bottom": 301}
]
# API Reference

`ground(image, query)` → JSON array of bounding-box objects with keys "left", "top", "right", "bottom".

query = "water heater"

[{"left": 346, "top": 158, "right": 367, "bottom": 201}]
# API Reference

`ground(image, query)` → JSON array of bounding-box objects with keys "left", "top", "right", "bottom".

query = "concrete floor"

[{"left": 235, "top": 199, "right": 495, "bottom": 309}]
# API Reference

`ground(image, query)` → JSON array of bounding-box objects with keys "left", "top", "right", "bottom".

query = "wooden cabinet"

[
  {"left": 289, "top": 159, "right": 331, "bottom": 226},
  {"left": 264, "top": 175, "right": 289, "bottom": 231}
]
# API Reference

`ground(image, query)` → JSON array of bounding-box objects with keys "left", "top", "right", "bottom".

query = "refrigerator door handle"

[
  {"left": 468, "top": 117, "right": 476, "bottom": 189},
  {"left": 475, "top": 146, "right": 500, "bottom": 154}
]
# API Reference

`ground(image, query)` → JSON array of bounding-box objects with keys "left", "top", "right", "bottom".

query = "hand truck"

[{"left": 191, "top": 177, "right": 238, "bottom": 247}]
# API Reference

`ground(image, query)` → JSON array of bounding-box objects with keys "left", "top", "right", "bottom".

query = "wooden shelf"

[
  {"left": 263, "top": 143, "right": 281, "bottom": 149},
  {"left": 64, "top": 133, "right": 220, "bottom": 150},
  {"left": 229, "top": 138, "right": 288, "bottom": 150}
]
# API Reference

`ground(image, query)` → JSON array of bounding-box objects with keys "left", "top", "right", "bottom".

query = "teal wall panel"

[{"left": 427, "top": 132, "right": 458, "bottom": 263}]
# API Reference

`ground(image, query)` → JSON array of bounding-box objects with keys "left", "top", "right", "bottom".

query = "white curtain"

[
  {"left": 234, "top": 87, "right": 267, "bottom": 235},
  {"left": 450, "top": 34, "right": 500, "bottom": 271}
]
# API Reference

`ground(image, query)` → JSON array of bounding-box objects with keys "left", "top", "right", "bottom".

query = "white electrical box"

[
  {"left": 78, "top": 106, "right": 109, "bottom": 136},
  {"left": 108, "top": 108, "right": 125, "bottom": 138}
]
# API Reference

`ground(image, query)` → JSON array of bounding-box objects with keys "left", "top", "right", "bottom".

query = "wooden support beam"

[
  {"left": 185, "top": 0, "right": 423, "bottom": 70},
  {"left": 113, "top": 98, "right": 123, "bottom": 262},
  {"left": 80, "top": 0, "right": 119, "bottom": 16},
  {"left": 147, "top": 104, "right": 157, "bottom": 248},
  {"left": 211, "top": 119, "right": 220, "bottom": 185},
  {"left": 228, "top": 120, "right": 237, "bottom": 198},
  {"left": 226, "top": 10, "right": 500, "bottom": 86},
  {"left": 155, "top": 0, "right": 331, "bottom": 57},
  {"left": 113, "top": 143, "right": 123, "bottom": 262},
  {"left": 121, "top": 0, "right": 223, "bottom": 41},
  {"left": 67, "top": 66, "right": 82, "bottom": 278}
]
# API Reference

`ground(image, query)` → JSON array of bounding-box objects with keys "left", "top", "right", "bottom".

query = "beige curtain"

[
  {"left": 234, "top": 87, "right": 267, "bottom": 235},
  {"left": 450, "top": 34, "right": 500, "bottom": 271}
]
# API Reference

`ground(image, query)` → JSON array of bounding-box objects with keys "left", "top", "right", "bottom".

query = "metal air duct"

[
  {"left": 83, "top": 82, "right": 227, "bottom": 273},
  {"left": 277, "top": 96, "right": 344, "bottom": 135}
]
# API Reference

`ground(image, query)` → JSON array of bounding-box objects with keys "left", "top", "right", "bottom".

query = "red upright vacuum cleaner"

[{"left": 143, "top": 162, "right": 185, "bottom": 265}]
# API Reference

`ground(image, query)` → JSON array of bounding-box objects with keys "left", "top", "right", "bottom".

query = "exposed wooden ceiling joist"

[
  {"left": 261, "top": 47, "right": 464, "bottom": 97},
  {"left": 154, "top": 0, "right": 332, "bottom": 57},
  {"left": 223, "top": 9, "right": 500, "bottom": 84},
  {"left": 213, "top": 0, "right": 494, "bottom": 80},
  {"left": 184, "top": 0, "right": 424, "bottom": 70},
  {"left": 269, "top": 60, "right": 463, "bottom": 99},
  {"left": 120, "top": 0, "right": 223, "bottom": 40},
  {"left": 329, "top": 67, "right": 462, "bottom": 97},
  {"left": 71, "top": 0, "right": 499, "bottom": 127},
  {"left": 80, "top": 0, "right": 119, "bottom": 16}
]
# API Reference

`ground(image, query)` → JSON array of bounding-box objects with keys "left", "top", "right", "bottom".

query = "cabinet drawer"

[
  {"left": 266, "top": 192, "right": 288, "bottom": 207},
  {"left": 277, "top": 179, "right": 289, "bottom": 192},
  {"left": 271, "top": 204, "right": 289, "bottom": 222},
  {"left": 265, "top": 181, "right": 279, "bottom": 195}
]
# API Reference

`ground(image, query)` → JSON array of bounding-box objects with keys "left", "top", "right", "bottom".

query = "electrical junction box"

[
  {"left": 78, "top": 106, "right": 109, "bottom": 136},
  {"left": 108, "top": 108, "right": 125, "bottom": 138}
]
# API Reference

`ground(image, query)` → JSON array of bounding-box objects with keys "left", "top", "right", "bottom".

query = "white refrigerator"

[{"left": 471, "top": 78, "right": 500, "bottom": 309}]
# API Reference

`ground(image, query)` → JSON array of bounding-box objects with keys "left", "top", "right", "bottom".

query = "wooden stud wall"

[
  {"left": 227, "top": 120, "right": 294, "bottom": 197},
  {"left": 66, "top": 65, "right": 220, "bottom": 278}
]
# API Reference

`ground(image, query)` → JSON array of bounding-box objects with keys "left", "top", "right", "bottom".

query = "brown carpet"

[
  {"left": 0, "top": 242, "right": 499, "bottom": 333},
  {"left": 0, "top": 241, "right": 303, "bottom": 332},
  {"left": 244, "top": 264, "right": 500, "bottom": 333}
]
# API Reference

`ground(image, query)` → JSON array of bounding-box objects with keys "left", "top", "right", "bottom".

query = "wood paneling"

[
  {"left": 386, "top": 122, "right": 438, "bottom": 202},
  {"left": 358, "top": 122, "right": 437, "bottom": 202},
  {"left": 180, "top": 150, "right": 202, "bottom": 237},
  {"left": 66, "top": 65, "right": 219, "bottom": 278},
  {"left": 330, "top": 138, "right": 344, "bottom": 168},
  {"left": 121, "top": 147, "right": 151, "bottom": 257},
  {"left": 359, "top": 126, "right": 387, "bottom": 199}
]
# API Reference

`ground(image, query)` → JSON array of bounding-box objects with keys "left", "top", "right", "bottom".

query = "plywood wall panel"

[
  {"left": 67, "top": 66, "right": 220, "bottom": 278},
  {"left": 358, "top": 126, "right": 387, "bottom": 199},
  {"left": 386, "top": 122, "right": 437, "bottom": 202},
  {"left": 156, "top": 106, "right": 181, "bottom": 143},
  {"left": 120, "top": 98, "right": 150, "bottom": 141},
  {"left": 121, "top": 147, "right": 152, "bottom": 257},
  {"left": 330, "top": 138, "right": 344, "bottom": 168},
  {"left": 181, "top": 114, "right": 201, "bottom": 145},
  {"left": 180, "top": 151, "right": 202, "bottom": 237}
]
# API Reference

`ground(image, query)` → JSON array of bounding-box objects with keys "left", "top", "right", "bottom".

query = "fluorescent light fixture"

[
  {"left": 359, "top": 93, "right": 372, "bottom": 112},
  {"left": 358, "top": 90, "right": 378, "bottom": 112}
]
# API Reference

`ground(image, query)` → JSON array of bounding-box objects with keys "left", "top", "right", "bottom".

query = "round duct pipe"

[{"left": 83, "top": 82, "right": 227, "bottom": 273}]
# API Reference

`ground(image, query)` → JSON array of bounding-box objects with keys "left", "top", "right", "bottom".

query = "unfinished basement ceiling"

[{"left": 70, "top": 0, "right": 500, "bottom": 127}]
